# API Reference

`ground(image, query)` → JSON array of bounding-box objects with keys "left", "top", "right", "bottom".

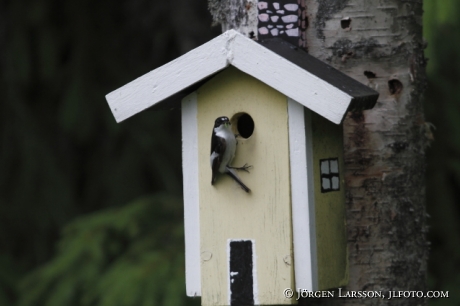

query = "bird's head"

[{"left": 214, "top": 116, "right": 231, "bottom": 129}]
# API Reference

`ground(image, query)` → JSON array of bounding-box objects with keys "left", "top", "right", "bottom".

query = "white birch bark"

[
  {"left": 208, "top": 0, "right": 259, "bottom": 37},
  {"left": 304, "top": 1, "right": 428, "bottom": 305},
  {"left": 209, "top": 0, "right": 429, "bottom": 305}
]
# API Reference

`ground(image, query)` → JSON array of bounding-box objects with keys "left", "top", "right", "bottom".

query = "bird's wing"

[{"left": 211, "top": 135, "right": 226, "bottom": 184}]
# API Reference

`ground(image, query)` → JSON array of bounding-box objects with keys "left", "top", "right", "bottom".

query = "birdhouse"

[{"left": 106, "top": 30, "right": 378, "bottom": 306}]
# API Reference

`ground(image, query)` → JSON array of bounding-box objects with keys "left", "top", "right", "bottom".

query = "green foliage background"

[
  {"left": 0, "top": 0, "right": 218, "bottom": 304},
  {"left": 424, "top": 1, "right": 460, "bottom": 305},
  {"left": 19, "top": 194, "right": 194, "bottom": 306},
  {"left": 0, "top": 0, "right": 458, "bottom": 305}
]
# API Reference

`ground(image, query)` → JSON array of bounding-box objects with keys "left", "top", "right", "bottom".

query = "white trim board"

[
  {"left": 288, "top": 99, "right": 318, "bottom": 291},
  {"left": 181, "top": 93, "right": 201, "bottom": 297},
  {"left": 106, "top": 30, "right": 368, "bottom": 124}
]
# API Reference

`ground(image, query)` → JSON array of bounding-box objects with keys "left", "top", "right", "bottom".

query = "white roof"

[{"left": 106, "top": 30, "right": 378, "bottom": 124}]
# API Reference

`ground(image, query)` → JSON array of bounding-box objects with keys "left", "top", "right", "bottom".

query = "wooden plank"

[
  {"left": 181, "top": 92, "right": 201, "bottom": 297},
  {"left": 231, "top": 33, "right": 353, "bottom": 124},
  {"left": 197, "top": 67, "right": 294, "bottom": 305},
  {"left": 106, "top": 33, "right": 229, "bottom": 122},
  {"left": 287, "top": 99, "right": 318, "bottom": 291},
  {"left": 310, "top": 112, "right": 349, "bottom": 289}
]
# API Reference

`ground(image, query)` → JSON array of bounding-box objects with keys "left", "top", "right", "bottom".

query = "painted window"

[{"left": 320, "top": 158, "right": 340, "bottom": 193}]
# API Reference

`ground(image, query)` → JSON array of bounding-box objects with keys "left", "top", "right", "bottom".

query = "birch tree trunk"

[
  {"left": 304, "top": 1, "right": 428, "bottom": 305},
  {"left": 208, "top": 0, "right": 428, "bottom": 305}
]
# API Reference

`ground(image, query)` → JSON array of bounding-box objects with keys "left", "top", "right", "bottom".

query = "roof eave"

[{"left": 106, "top": 30, "right": 379, "bottom": 125}]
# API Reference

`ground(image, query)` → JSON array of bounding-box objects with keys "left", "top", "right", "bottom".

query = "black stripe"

[{"left": 229, "top": 240, "right": 254, "bottom": 305}]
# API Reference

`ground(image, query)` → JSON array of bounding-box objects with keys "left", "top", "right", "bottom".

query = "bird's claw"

[{"left": 230, "top": 163, "right": 252, "bottom": 173}]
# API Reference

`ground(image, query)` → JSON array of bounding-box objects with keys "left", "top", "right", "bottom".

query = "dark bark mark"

[
  {"left": 331, "top": 38, "right": 380, "bottom": 60},
  {"left": 388, "top": 78, "right": 403, "bottom": 95},
  {"left": 315, "top": 0, "right": 350, "bottom": 40},
  {"left": 208, "top": 0, "right": 248, "bottom": 28},
  {"left": 349, "top": 111, "right": 364, "bottom": 123},
  {"left": 340, "top": 17, "right": 351, "bottom": 29},
  {"left": 388, "top": 141, "right": 408, "bottom": 154},
  {"left": 299, "top": 0, "right": 308, "bottom": 50},
  {"left": 364, "top": 71, "right": 376, "bottom": 79}
]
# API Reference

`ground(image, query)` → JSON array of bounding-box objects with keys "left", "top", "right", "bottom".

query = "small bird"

[{"left": 210, "top": 116, "right": 251, "bottom": 192}]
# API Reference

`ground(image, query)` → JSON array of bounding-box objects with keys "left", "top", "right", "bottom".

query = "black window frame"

[{"left": 319, "top": 158, "right": 340, "bottom": 193}]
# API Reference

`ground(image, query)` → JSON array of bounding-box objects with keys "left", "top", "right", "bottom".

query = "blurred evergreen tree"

[
  {"left": 18, "top": 194, "right": 200, "bottom": 306},
  {"left": 424, "top": 1, "right": 460, "bottom": 305},
  {"left": 0, "top": 0, "right": 218, "bottom": 304}
]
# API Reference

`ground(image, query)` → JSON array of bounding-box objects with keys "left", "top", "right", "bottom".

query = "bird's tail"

[{"left": 226, "top": 167, "right": 251, "bottom": 193}]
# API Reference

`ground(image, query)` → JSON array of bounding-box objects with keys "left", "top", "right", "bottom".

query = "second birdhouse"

[{"left": 106, "top": 30, "right": 378, "bottom": 306}]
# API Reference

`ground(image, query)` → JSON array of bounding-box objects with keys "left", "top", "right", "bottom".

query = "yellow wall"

[
  {"left": 197, "top": 67, "right": 294, "bottom": 305},
  {"left": 310, "top": 110, "right": 349, "bottom": 289}
]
